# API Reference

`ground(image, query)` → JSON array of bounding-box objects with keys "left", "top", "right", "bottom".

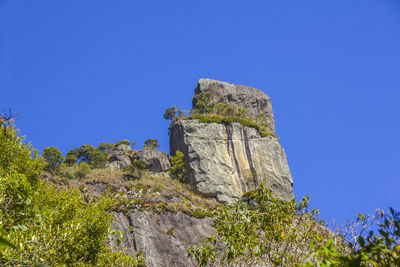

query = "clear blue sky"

[{"left": 1, "top": 0, "right": 399, "bottom": 224}]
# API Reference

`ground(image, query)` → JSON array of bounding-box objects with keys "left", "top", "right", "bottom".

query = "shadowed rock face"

[
  {"left": 136, "top": 149, "right": 171, "bottom": 173},
  {"left": 194, "top": 78, "right": 275, "bottom": 133},
  {"left": 105, "top": 151, "right": 131, "bottom": 170},
  {"left": 112, "top": 211, "right": 214, "bottom": 267},
  {"left": 170, "top": 120, "right": 294, "bottom": 202},
  {"left": 170, "top": 79, "right": 294, "bottom": 202}
]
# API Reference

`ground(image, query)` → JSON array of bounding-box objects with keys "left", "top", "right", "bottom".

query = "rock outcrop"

[
  {"left": 170, "top": 79, "right": 294, "bottom": 202},
  {"left": 136, "top": 149, "right": 171, "bottom": 173},
  {"left": 112, "top": 211, "right": 214, "bottom": 267},
  {"left": 106, "top": 151, "right": 131, "bottom": 170},
  {"left": 115, "top": 144, "right": 132, "bottom": 152}
]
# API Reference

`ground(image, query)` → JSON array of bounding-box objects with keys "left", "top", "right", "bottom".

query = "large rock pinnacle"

[{"left": 170, "top": 79, "right": 294, "bottom": 202}]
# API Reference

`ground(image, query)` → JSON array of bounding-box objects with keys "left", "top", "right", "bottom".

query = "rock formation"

[
  {"left": 170, "top": 79, "right": 294, "bottom": 202},
  {"left": 194, "top": 78, "right": 275, "bottom": 133},
  {"left": 112, "top": 211, "right": 214, "bottom": 267},
  {"left": 115, "top": 144, "right": 132, "bottom": 152},
  {"left": 136, "top": 149, "right": 171, "bottom": 173},
  {"left": 106, "top": 151, "right": 131, "bottom": 170}
]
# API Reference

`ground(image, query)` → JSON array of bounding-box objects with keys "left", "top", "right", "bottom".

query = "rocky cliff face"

[
  {"left": 112, "top": 211, "right": 214, "bottom": 267},
  {"left": 170, "top": 120, "right": 293, "bottom": 202},
  {"left": 170, "top": 79, "right": 294, "bottom": 202}
]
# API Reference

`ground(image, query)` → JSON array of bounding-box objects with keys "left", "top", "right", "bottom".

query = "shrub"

[
  {"left": 75, "top": 162, "right": 91, "bottom": 179},
  {"left": 42, "top": 146, "right": 64, "bottom": 173},
  {"left": 133, "top": 160, "right": 149, "bottom": 170},
  {"left": 98, "top": 142, "right": 114, "bottom": 155},
  {"left": 144, "top": 138, "right": 159, "bottom": 149},
  {"left": 66, "top": 147, "right": 80, "bottom": 158},
  {"left": 78, "top": 144, "right": 107, "bottom": 168},
  {"left": 64, "top": 154, "right": 78, "bottom": 166},
  {"left": 192, "top": 92, "right": 213, "bottom": 113},
  {"left": 163, "top": 105, "right": 183, "bottom": 121},
  {"left": 169, "top": 150, "right": 187, "bottom": 183},
  {"left": 116, "top": 139, "right": 130, "bottom": 146},
  {"left": 123, "top": 160, "right": 149, "bottom": 180},
  {"left": 188, "top": 184, "right": 335, "bottom": 266}
]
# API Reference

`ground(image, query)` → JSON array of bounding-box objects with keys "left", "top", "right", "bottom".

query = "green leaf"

[{"left": 0, "top": 235, "right": 16, "bottom": 249}]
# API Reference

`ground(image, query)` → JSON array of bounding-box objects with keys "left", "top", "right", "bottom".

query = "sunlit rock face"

[{"left": 170, "top": 79, "right": 294, "bottom": 202}]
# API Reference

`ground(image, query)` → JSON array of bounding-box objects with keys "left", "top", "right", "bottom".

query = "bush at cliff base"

[
  {"left": 0, "top": 122, "right": 143, "bottom": 266},
  {"left": 188, "top": 184, "right": 400, "bottom": 266}
]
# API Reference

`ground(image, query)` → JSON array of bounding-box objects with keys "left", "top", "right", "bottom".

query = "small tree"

[
  {"left": 42, "top": 146, "right": 64, "bottom": 173},
  {"left": 89, "top": 149, "right": 107, "bottom": 168},
  {"left": 98, "top": 142, "right": 114, "bottom": 155},
  {"left": 144, "top": 139, "right": 159, "bottom": 149},
  {"left": 66, "top": 147, "right": 80, "bottom": 158},
  {"left": 188, "top": 185, "right": 331, "bottom": 266},
  {"left": 78, "top": 145, "right": 106, "bottom": 168},
  {"left": 79, "top": 144, "right": 95, "bottom": 163},
  {"left": 163, "top": 105, "right": 183, "bottom": 121},
  {"left": 169, "top": 150, "right": 187, "bottom": 183},
  {"left": 192, "top": 92, "right": 213, "bottom": 114},
  {"left": 64, "top": 154, "right": 78, "bottom": 166}
]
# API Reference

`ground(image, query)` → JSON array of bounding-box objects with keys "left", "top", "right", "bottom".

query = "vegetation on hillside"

[
  {"left": 188, "top": 184, "right": 400, "bottom": 266},
  {"left": 0, "top": 116, "right": 144, "bottom": 266}
]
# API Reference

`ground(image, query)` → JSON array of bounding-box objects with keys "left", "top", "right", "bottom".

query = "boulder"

[
  {"left": 115, "top": 144, "right": 132, "bottom": 152},
  {"left": 170, "top": 120, "right": 294, "bottom": 202},
  {"left": 106, "top": 151, "right": 131, "bottom": 170},
  {"left": 194, "top": 78, "right": 275, "bottom": 133},
  {"left": 137, "top": 149, "right": 171, "bottom": 173}
]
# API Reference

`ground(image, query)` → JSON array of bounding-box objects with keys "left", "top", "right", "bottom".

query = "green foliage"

[
  {"left": 78, "top": 144, "right": 107, "bottom": 168},
  {"left": 190, "top": 113, "right": 276, "bottom": 138},
  {"left": 57, "top": 162, "right": 91, "bottom": 180},
  {"left": 0, "top": 120, "right": 141, "bottom": 265},
  {"left": 66, "top": 147, "right": 80, "bottom": 158},
  {"left": 98, "top": 142, "right": 115, "bottom": 155},
  {"left": 178, "top": 92, "right": 277, "bottom": 138},
  {"left": 167, "top": 227, "right": 175, "bottom": 236},
  {"left": 123, "top": 160, "right": 149, "bottom": 179},
  {"left": 308, "top": 208, "right": 400, "bottom": 266},
  {"left": 188, "top": 183, "right": 400, "bottom": 266},
  {"left": 133, "top": 160, "right": 148, "bottom": 170},
  {"left": 163, "top": 105, "right": 183, "bottom": 121},
  {"left": 64, "top": 154, "right": 78, "bottom": 166},
  {"left": 188, "top": 184, "right": 335, "bottom": 266},
  {"left": 0, "top": 121, "right": 44, "bottom": 228},
  {"left": 144, "top": 138, "right": 159, "bottom": 149},
  {"left": 116, "top": 139, "right": 130, "bottom": 146},
  {"left": 192, "top": 92, "right": 213, "bottom": 113},
  {"left": 169, "top": 150, "right": 187, "bottom": 183},
  {"left": 42, "top": 146, "right": 64, "bottom": 173}
]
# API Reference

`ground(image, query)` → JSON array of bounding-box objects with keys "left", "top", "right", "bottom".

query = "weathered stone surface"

[
  {"left": 137, "top": 149, "right": 171, "bottom": 173},
  {"left": 106, "top": 151, "right": 131, "bottom": 170},
  {"left": 115, "top": 144, "right": 132, "bottom": 152},
  {"left": 170, "top": 120, "right": 294, "bottom": 202},
  {"left": 112, "top": 211, "right": 214, "bottom": 267},
  {"left": 194, "top": 78, "right": 275, "bottom": 133}
]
